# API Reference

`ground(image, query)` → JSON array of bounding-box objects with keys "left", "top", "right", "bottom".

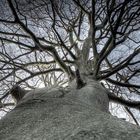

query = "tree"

[{"left": 0, "top": 0, "right": 140, "bottom": 139}]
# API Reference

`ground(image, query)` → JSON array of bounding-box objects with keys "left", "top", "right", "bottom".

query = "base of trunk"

[{"left": 0, "top": 86, "right": 140, "bottom": 140}]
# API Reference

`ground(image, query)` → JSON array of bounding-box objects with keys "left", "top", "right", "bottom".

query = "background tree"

[{"left": 0, "top": 0, "right": 140, "bottom": 139}]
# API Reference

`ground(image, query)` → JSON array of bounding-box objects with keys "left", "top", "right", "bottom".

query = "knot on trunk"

[
  {"left": 76, "top": 69, "right": 86, "bottom": 89},
  {"left": 10, "top": 85, "right": 27, "bottom": 103}
]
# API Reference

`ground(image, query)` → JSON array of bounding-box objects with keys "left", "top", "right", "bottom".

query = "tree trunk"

[{"left": 0, "top": 80, "right": 140, "bottom": 140}]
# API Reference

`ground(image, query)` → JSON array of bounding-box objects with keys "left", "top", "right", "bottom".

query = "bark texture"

[{"left": 0, "top": 81, "right": 140, "bottom": 140}]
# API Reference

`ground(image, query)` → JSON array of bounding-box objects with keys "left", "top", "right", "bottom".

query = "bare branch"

[{"left": 108, "top": 92, "right": 140, "bottom": 110}]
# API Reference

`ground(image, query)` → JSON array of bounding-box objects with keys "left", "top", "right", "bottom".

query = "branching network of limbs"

[{"left": 0, "top": 0, "right": 140, "bottom": 124}]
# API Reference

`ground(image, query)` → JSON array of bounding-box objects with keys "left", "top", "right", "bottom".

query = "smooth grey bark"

[{"left": 0, "top": 80, "right": 140, "bottom": 140}]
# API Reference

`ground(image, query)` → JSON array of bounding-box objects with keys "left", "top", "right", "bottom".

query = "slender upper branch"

[
  {"left": 107, "top": 92, "right": 140, "bottom": 110},
  {"left": 106, "top": 78, "right": 140, "bottom": 89},
  {"left": 6, "top": 0, "right": 74, "bottom": 79}
]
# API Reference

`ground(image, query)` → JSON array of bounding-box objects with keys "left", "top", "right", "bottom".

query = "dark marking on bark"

[
  {"left": 10, "top": 85, "right": 27, "bottom": 103},
  {"left": 76, "top": 69, "right": 86, "bottom": 89},
  {"left": 100, "top": 82, "right": 105, "bottom": 88}
]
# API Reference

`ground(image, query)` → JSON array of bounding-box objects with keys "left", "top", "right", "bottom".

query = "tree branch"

[
  {"left": 100, "top": 48, "right": 140, "bottom": 79},
  {"left": 107, "top": 92, "right": 140, "bottom": 110},
  {"left": 106, "top": 78, "right": 140, "bottom": 89},
  {"left": 6, "top": 0, "right": 74, "bottom": 79}
]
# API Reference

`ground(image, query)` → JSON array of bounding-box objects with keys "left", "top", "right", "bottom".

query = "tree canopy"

[{"left": 0, "top": 0, "right": 140, "bottom": 124}]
